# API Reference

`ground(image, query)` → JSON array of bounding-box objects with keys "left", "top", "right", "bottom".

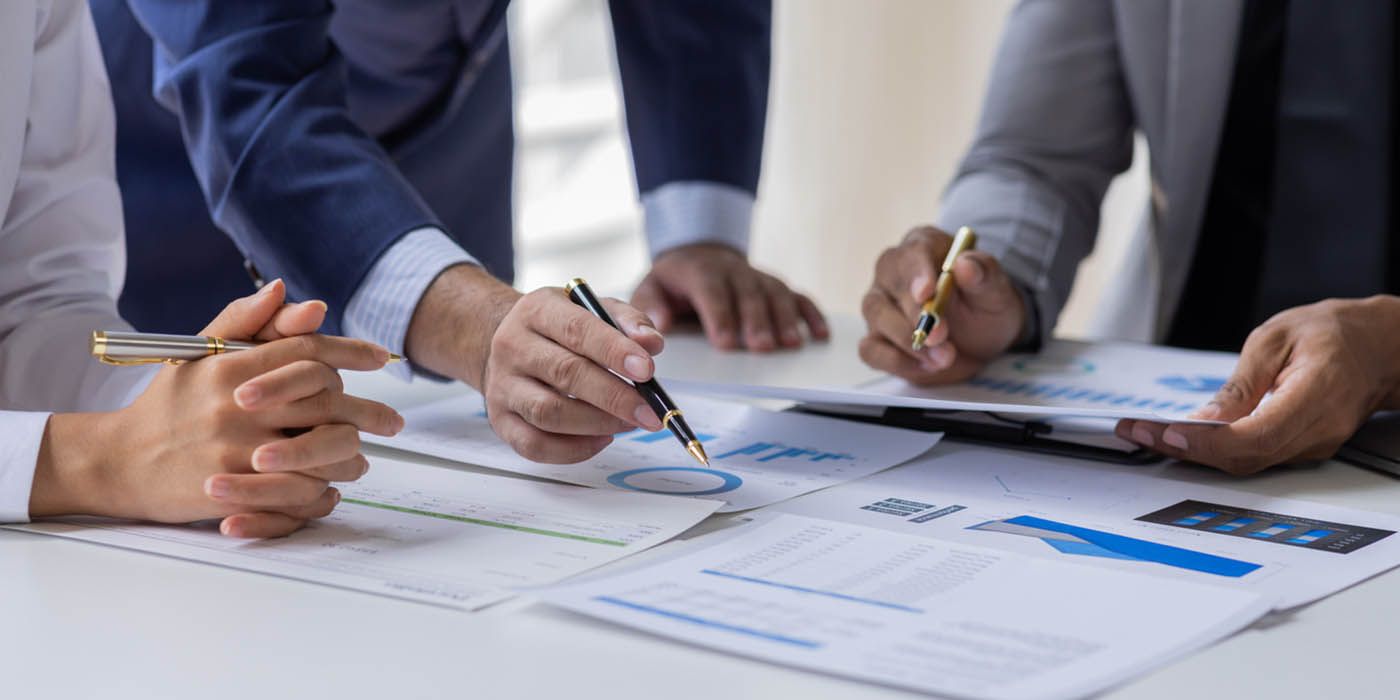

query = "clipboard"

[{"left": 791, "top": 404, "right": 1164, "bottom": 465}]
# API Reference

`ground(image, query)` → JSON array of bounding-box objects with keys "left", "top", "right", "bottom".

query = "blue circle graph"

[
  {"left": 607, "top": 467, "right": 743, "bottom": 496},
  {"left": 1156, "top": 375, "right": 1227, "bottom": 393}
]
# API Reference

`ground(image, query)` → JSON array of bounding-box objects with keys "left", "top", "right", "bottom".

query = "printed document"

[
  {"left": 364, "top": 393, "right": 941, "bottom": 511},
  {"left": 9, "top": 456, "right": 720, "bottom": 610},
  {"left": 666, "top": 339, "right": 1239, "bottom": 424},
  {"left": 537, "top": 514, "right": 1268, "bottom": 700},
  {"left": 775, "top": 442, "right": 1400, "bottom": 609}
]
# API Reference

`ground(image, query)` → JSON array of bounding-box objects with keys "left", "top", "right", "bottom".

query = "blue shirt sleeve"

[
  {"left": 125, "top": 0, "right": 443, "bottom": 335},
  {"left": 343, "top": 227, "right": 476, "bottom": 381},
  {"left": 641, "top": 181, "right": 754, "bottom": 259}
]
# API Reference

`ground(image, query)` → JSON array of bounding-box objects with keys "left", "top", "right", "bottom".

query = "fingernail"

[
  {"left": 392, "top": 413, "right": 405, "bottom": 434},
  {"left": 623, "top": 354, "right": 650, "bottom": 381},
  {"left": 303, "top": 300, "right": 328, "bottom": 312},
  {"left": 257, "top": 279, "right": 281, "bottom": 297},
  {"left": 1163, "top": 429, "right": 1189, "bottom": 450},
  {"left": 781, "top": 329, "right": 801, "bottom": 346},
  {"left": 1131, "top": 424, "right": 1155, "bottom": 446},
  {"left": 253, "top": 449, "right": 280, "bottom": 471},
  {"left": 755, "top": 331, "right": 775, "bottom": 349},
  {"left": 332, "top": 489, "right": 342, "bottom": 506},
  {"left": 220, "top": 520, "right": 237, "bottom": 537},
  {"left": 1192, "top": 403, "right": 1221, "bottom": 420},
  {"left": 635, "top": 405, "right": 662, "bottom": 431},
  {"left": 594, "top": 435, "right": 615, "bottom": 450},
  {"left": 372, "top": 345, "right": 390, "bottom": 364},
  {"left": 1115, "top": 422, "right": 1133, "bottom": 441},
  {"left": 206, "top": 479, "right": 231, "bottom": 499},
  {"left": 926, "top": 344, "right": 953, "bottom": 368},
  {"left": 645, "top": 326, "right": 664, "bottom": 340},
  {"left": 234, "top": 384, "right": 261, "bottom": 408},
  {"left": 961, "top": 257, "right": 985, "bottom": 285},
  {"left": 645, "top": 310, "right": 664, "bottom": 328},
  {"left": 909, "top": 274, "right": 931, "bottom": 299}
]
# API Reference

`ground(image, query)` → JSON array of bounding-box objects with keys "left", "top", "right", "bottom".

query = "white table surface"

[{"left": 5, "top": 315, "right": 1399, "bottom": 699}]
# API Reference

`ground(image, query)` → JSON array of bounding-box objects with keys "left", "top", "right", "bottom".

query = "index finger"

[
  {"left": 876, "top": 227, "right": 952, "bottom": 317},
  {"left": 226, "top": 334, "right": 391, "bottom": 376},
  {"left": 527, "top": 293, "right": 656, "bottom": 383}
]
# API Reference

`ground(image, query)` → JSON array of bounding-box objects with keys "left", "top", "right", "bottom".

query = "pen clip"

[{"left": 97, "top": 355, "right": 184, "bottom": 366}]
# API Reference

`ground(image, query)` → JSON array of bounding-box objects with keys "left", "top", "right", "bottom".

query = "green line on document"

[{"left": 340, "top": 498, "right": 628, "bottom": 546}]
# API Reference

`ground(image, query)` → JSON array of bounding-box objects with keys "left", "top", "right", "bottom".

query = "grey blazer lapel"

[{"left": 1154, "top": 0, "right": 1245, "bottom": 337}]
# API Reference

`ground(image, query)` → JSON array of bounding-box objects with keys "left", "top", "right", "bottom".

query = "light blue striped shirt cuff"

[
  {"left": 344, "top": 227, "right": 476, "bottom": 381},
  {"left": 642, "top": 181, "right": 754, "bottom": 259}
]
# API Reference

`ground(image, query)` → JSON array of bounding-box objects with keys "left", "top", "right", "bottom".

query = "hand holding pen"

[
  {"left": 65, "top": 281, "right": 402, "bottom": 539},
  {"left": 859, "top": 225, "right": 1030, "bottom": 385},
  {"left": 477, "top": 280, "right": 669, "bottom": 464}
]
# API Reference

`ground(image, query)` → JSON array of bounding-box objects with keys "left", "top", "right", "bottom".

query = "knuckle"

[
  {"left": 291, "top": 334, "right": 321, "bottom": 360},
  {"left": 861, "top": 289, "right": 885, "bottom": 319},
  {"left": 548, "top": 353, "right": 588, "bottom": 389},
  {"left": 559, "top": 313, "right": 593, "bottom": 350},
  {"left": 520, "top": 394, "right": 563, "bottom": 428},
  {"left": 1251, "top": 427, "right": 1288, "bottom": 458},
  {"left": 1216, "top": 380, "right": 1251, "bottom": 405}
]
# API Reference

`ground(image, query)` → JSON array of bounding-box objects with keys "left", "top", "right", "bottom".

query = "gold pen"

[
  {"left": 90, "top": 331, "right": 404, "bottom": 366},
  {"left": 911, "top": 226, "right": 978, "bottom": 351}
]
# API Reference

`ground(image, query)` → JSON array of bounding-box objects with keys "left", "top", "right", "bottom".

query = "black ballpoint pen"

[{"left": 564, "top": 278, "right": 710, "bottom": 466}]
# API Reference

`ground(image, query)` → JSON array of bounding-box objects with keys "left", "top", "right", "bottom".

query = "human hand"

[
  {"left": 1116, "top": 296, "right": 1400, "bottom": 474},
  {"left": 631, "top": 243, "right": 828, "bottom": 351},
  {"left": 481, "top": 286, "right": 667, "bottom": 464},
  {"left": 29, "top": 282, "right": 403, "bottom": 537},
  {"left": 859, "top": 226, "right": 1027, "bottom": 384}
]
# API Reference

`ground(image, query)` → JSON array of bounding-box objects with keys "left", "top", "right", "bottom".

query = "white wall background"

[{"left": 510, "top": 0, "right": 1149, "bottom": 339}]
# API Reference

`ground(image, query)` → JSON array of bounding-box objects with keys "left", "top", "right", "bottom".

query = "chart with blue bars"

[
  {"left": 968, "top": 515, "right": 1262, "bottom": 578},
  {"left": 961, "top": 374, "right": 1224, "bottom": 414},
  {"left": 1137, "top": 500, "right": 1396, "bottom": 554}
]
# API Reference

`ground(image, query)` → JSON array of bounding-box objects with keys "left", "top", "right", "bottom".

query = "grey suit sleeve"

[{"left": 936, "top": 0, "right": 1136, "bottom": 344}]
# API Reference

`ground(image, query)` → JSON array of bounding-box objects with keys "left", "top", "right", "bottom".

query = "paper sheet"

[
  {"left": 8, "top": 456, "right": 720, "bottom": 610},
  {"left": 665, "top": 339, "right": 1239, "bottom": 424},
  {"left": 363, "top": 393, "right": 941, "bottom": 512},
  {"left": 774, "top": 442, "right": 1400, "bottom": 610},
  {"left": 537, "top": 514, "right": 1268, "bottom": 700}
]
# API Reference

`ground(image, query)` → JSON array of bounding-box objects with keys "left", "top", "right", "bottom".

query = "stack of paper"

[
  {"left": 665, "top": 339, "right": 1240, "bottom": 424},
  {"left": 9, "top": 456, "right": 720, "bottom": 610},
  {"left": 364, "top": 393, "right": 942, "bottom": 511}
]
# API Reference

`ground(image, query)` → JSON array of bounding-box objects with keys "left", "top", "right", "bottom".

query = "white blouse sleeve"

[
  {"left": 0, "top": 0, "right": 152, "bottom": 522},
  {"left": 0, "top": 411, "right": 50, "bottom": 523},
  {"left": 0, "top": 0, "right": 145, "bottom": 416}
]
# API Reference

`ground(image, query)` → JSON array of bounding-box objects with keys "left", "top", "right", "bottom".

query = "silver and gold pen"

[{"left": 90, "top": 331, "right": 403, "bottom": 366}]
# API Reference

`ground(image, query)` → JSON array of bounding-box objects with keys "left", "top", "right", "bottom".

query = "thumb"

[
  {"left": 630, "top": 274, "right": 674, "bottom": 333},
  {"left": 200, "top": 279, "right": 286, "bottom": 339},
  {"left": 1194, "top": 333, "right": 1286, "bottom": 421},
  {"left": 603, "top": 297, "right": 665, "bottom": 357},
  {"left": 952, "top": 252, "right": 1019, "bottom": 314}
]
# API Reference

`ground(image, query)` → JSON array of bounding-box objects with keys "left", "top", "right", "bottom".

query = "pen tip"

[
  {"left": 911, "top": 329, "right": 928, "bottom": 351},
  {"left": 686, "top": 440, "right": 709, "bottom": 466}
]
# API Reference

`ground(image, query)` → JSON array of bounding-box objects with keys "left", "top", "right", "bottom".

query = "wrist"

[
  {"left": 28, "top": 412, "right": 122, "bottom": 518},
  {"left": 405, "top": 263, "right": 521, "bottom": 388}
]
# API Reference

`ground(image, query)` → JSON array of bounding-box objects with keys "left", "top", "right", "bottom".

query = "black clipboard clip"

[{"left": 792, "top": 405, "right": 1164, "bottom": 465}]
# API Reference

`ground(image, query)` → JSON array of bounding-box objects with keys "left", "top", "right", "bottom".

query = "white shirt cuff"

[
  {"left": 343, "top": 227, "right": 476, "bottom": 381},
  {"left": 0, "top": 411, "right": 52, "bottom": 523},
  {"left": 642, "top": 181, "right": 754, "bottom": 259}
]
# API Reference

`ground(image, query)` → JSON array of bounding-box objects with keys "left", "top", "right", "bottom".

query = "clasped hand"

[{"left": 31, "top": 281, "right": 403, "bottom": 537}]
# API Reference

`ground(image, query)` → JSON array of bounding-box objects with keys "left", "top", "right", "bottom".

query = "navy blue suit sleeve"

[
  {"left": 121, "top": 0, "right": 442, "bottom": 335},
  {"left": 607, "top": 0, "right": 771, "bottom": 195}
]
